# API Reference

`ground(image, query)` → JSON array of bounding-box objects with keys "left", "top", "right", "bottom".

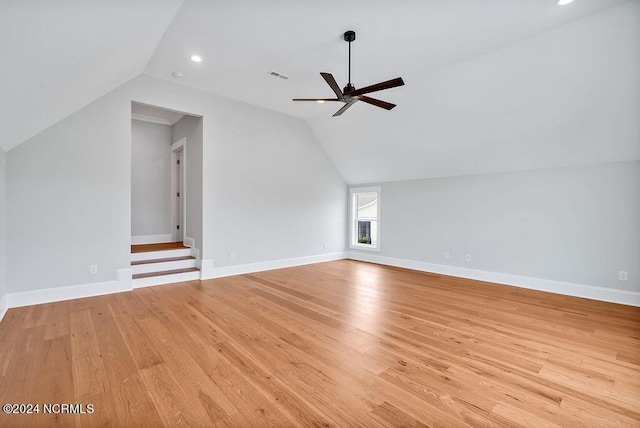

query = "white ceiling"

[
  {"left": 2, "top": 0, "right": 638, "bottom": 183},
  {"left": 0, "top": 0, "right": 183, "bottom": 152},
  {"left": 144, "top": 0, "right": 632, "bottom": 120}
]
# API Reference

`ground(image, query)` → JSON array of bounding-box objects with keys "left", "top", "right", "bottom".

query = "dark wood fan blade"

[
  {"left": 357, "top": 95, "right": 396, "bottom": 110},
  {"left": 292, "top": 98, "right": 341, "bottom": 102},
  {"left": 332, "top": 101, "right": 357, "bottom": 117},
  {"left": 320, "top": 72, "right": 344, "bottom": 99},
  {"left": 344, "top": 77, "right": 404, "bottom": 97}
]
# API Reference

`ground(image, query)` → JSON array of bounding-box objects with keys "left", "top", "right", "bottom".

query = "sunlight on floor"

[{"left": 343, "top": 263, "right": 385, "bottom": 332}]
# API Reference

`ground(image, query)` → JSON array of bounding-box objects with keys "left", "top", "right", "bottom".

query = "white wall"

[
  {"left": 7, "top": 85, "right": 131, "bottom": 292},
  {"left": 0, "top": 149, "right": 7, "bottom": 317},
  {"left": 125, "top": 76, "right": 347, "bottom": 269},
  {"left": 350, "top": 161, "right": 640, "bottom": 301},
  {"left": 201, "top": 96, "right": 347, "bottom": 268},
  {"left": 6, "top": 74, "right": 346, "bottom": 295},
  {"left": 131, "top": 119, "right": 172, "bottom": 237},
  {"left": 172, "top": 115, "right": 203, "bottom": 252}
]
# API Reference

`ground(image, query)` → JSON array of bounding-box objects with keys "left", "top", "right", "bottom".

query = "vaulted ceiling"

[{"left": 2, "top": 0, "right": 638, "bottom": 183}]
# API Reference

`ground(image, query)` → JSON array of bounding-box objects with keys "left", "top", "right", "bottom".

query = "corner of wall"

[
  {"left": 0, "top": 149, "right": 6, "bottom": 323},
  {"left": 0, "top": 295, "right": 7, "bottom": 323}
]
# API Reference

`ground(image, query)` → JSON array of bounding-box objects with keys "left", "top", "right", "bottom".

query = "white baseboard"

[
  {"left": 0, "top": 252, "right": 347, "bottom": 315},
  {"left": 6, "top": 268, "right": 133, "bottom": 309},
  {"left": 7, "top": 251, "right": 632, "bottom": 315},
  {"left": 201, "top": 252, "right": 347, "bottom": 280},
  {"left": 348, "top": 252, "right": 640, "bottom": 307},
  {"left": 0, "top": 294, "right": 7, "bottom": 323},
  {"left": 184, "top": 236, "right": 195, "bottom": 248},
  {"left": 131, "top": 234, "right": 172, "bottom": 245}
]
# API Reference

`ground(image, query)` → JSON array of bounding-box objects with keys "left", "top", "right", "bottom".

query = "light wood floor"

[{"left": 0, "top": 260, "right": 638, "bottom": 427}]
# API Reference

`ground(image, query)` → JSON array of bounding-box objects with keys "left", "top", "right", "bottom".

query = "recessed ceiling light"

[
  {"left": 190, "top": 55, "right": 202, "bottom": 63},
  {"left": 317, "top": 100, "right": 325, "bottom": 104},
  {"left": 557, "top": 0, "right": 575, "bottom": 5}
]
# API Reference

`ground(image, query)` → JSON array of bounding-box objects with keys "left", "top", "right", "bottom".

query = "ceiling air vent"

[{"left": 268, "top": 70, "right": 290, "bottom": 80}]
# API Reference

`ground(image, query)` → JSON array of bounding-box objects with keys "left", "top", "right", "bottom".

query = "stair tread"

[
  {"left": 131, "top": 242, "right": 189, "bottom": 253},
  {"left": 132, "top": 267, "right": 199, "bottom": 280},
  {"left": 132, "top": 256, "right": 195, "bottom": 266}
]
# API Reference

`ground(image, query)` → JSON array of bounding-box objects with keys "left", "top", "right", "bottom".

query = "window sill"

[{"left": 350, "top": 243, "right": 380, "bottom": 252}]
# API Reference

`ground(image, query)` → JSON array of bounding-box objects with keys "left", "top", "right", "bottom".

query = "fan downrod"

[{"left": 344, "top": 30, "right": 356, "bottom": 93}]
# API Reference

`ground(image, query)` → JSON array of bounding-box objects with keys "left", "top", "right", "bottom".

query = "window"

[{"left": 350, "top": 187, "right": 381, "bottom": 251}]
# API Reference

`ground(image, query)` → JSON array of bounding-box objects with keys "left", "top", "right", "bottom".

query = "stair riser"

[
  {"left": 132, "top": 259, "right": 196, "bottom": 275},
  {"left": 131, "top": 248, "right": 192, "bottom": 262},
  {"left": 132, "top": 271, "right": 201, "bottom": 288}
]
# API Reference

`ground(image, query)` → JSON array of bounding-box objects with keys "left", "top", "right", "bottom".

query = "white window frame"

[{"left": 349, "top": 186, "right": 381, "bottom": 252}]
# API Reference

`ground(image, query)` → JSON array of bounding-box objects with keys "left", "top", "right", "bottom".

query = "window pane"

[
  {"left": 357, "top": 195, "right": 377, "bottom": 219},
  {"left": 357, "top": 221, "right": 371, "bottom": 244}
]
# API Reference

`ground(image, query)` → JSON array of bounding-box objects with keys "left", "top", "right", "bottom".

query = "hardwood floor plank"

[
  {"left": 369, "top": 401, "right": 429, "bottom": 428},
  {"left": 559, "top": 395, "right": 640, "bottom": 427},
  {"left": 136, "top": 316, "right": 238, "bottom": 422},
  {"left": 110, "top": 295, "right": 165, "bottom": 370},
  {"left": 214, "top": 340, "right": 337, "bottom": 427},
  {"left": 275, "top": 362, "right": 384, "bottom": 428},
  {"left": 69, "top": 310, "right": 107, "bottom": 399},
  {"left": 0, "top": 326, "right": 46, "bottom": 428},
  {"left": 0, "top": 260, "right": 638, "bottom": 427},
  {"left": 34, "top": 336, "right": 77, "bottom": 427},
  {"left": 92, "top": 305, "right": 163, "bottom": 426},
  {"left": 368, "top": 376, "right": 481, "bottom": 427},
  {"left": 249, "top": 287, "right": 347, "bottom": 330},
  {"left": 0, "top": 308, "right": 27, "bottom": 381},
  {"left": 217, "top": 284, "right": 390, "bottom": 376},
  {"left": 492, "top": 402, "right": 562, "bottom": 428},
  {"left": 139, "top": 363, "right": 214, "bottom": 427}
]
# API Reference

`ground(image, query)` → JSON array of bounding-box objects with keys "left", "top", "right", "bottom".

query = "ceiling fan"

[{"left": 293, "top": 30, "right": 405, "bottom": 117}]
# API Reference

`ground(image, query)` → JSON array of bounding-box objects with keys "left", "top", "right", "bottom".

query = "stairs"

[{"left": 131, "top": 242, "right": 200, "bottom": 288}]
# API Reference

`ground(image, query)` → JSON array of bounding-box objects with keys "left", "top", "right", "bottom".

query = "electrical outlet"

[
  {"left": 465, "top": 254, "right": 471, "bottom": 262},
  {"left": 230, "top": 251, "right": 235, "bottom": 260},
  {"left": 619, "top": 271, "right": 628, "bottom": 281},
  {"left": 89, "top": 265, "right": 98, "bottom": 275},
  {"left": 444, "top": 251, "right": 450, "bottom": 260}
]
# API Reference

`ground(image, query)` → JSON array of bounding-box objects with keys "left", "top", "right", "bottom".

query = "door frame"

[{"left": 171, "top": 137, "right": 187, "bottom": 243}]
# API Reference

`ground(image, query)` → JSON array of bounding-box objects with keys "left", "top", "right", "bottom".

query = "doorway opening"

[{"left": 130, "top": 102, "right": 201, "bottom": 248}]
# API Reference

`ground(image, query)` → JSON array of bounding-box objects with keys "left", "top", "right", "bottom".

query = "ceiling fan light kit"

[{"left": 293, "top": 30, "right": 405, "bottom": 117}]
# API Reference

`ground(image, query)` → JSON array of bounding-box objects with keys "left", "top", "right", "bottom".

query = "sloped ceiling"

[
  {"left": 0, "top": 0, "right": 183, "bottom": 152},
  {"left": 2, "top": 0, "right": 638, "bottom": 184}
]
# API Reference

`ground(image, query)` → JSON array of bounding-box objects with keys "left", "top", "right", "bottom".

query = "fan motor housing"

[
  {"left": 344, "top": 31, "right": 356, "bottom": 42},
  {"left": 343, "top": 83, "right": 356, "bottom": 94}
]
